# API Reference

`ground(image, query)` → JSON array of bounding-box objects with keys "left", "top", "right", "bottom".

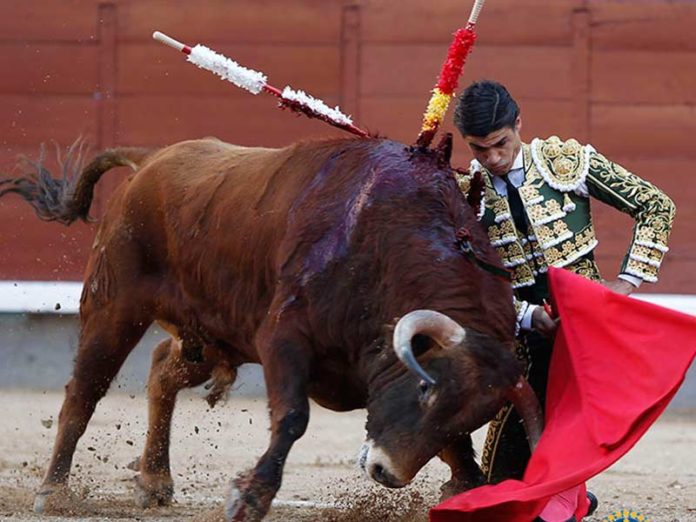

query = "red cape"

[{"left": 431, "top": 267, "right": 696, "bottom": 522}]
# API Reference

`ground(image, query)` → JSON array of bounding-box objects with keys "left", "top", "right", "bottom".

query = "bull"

[{"left": 0, "top": 135, "right": 542, "bottom": 521}]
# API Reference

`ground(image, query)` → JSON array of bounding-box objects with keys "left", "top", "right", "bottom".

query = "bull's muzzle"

[{"left": 358, "top": 440, "right": 409, "bottom": 489}]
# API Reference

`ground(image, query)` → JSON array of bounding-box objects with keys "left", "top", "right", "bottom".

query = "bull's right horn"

[{"left": 393, "top": 310, "right": 467, "bottom": 385}]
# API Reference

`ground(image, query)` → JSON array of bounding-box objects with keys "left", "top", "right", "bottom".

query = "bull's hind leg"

[
  {"left": 225, "top": 318, "right": 312, "bottom": 522},
  {"left": 34, "top": 299, "right": 153, "bottom": 514},
  {"left": 133, "top": 339, "right": 236, "bottom": 508}
]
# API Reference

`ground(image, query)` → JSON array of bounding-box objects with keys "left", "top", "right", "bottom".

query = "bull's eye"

[{"left": 418, "top": 379, "right": 431, "bottom": 402}]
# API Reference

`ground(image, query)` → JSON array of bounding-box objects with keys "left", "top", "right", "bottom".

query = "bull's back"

[
  {"left": 134, "top": 139, "right": 299, "bottom": 261},
  {"left": 95, "top": 138, "right": 326, "bottom": 347}
]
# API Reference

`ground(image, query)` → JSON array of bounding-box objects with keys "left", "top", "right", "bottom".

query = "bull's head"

[{"left": 360, "top": 310, "right": 542, "bottom": 488}]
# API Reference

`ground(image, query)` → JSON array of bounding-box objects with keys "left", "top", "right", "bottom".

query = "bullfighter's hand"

[
  {"left": 601, "top": 278, "right": 636, "bottom": 296},
  {"left": 532, "top": 306, "right": 559, "bottom": 338}
]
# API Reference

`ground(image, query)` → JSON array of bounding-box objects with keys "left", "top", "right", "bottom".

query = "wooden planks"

[
  {"left": 118, "top": 43, "right": 341, "bottom": 96},
  {"left": 0, "top": 0, "right": 98, "bottom": 42},
  {"left": 361, "top": 45, "right": 574, "bottom": 99},
  {"left": 117, "top": 95, "right": 345, "bottom": 147},
  {"left": 0, "top": 44, "right": 99, "bottom": 94},
  {"left": 590, "top": 1, "right": 696, "bottom": 51},
  {"left": 360, "top": 0, "right": 580, "bottom": 45},
  {"left": 0, "top": 198, "right": 93, "bottom": 280},
  {"left": 591, "top": 104, "right": 696, "bottom": 159},
  {"left": 0, "top": 95, "right": 97, "bottom": 145},
  {"left": 592, "top": 50, "right": 696, "bottom": 104},
  {"left": 119, "top": 0, "right": 343, "bottom": 43}
]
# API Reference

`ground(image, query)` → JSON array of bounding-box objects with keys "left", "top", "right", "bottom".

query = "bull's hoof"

[
  {"left": 33, "top": 485, "right": 89, "bottom": 515},
  {"left": 224, "top": 473, "right": 271, "bottom": 522},
  {"left": 33, "top": 491, "right": 48, "bottom": 514},
  {"left": 126, "top": 456, "right": 142, "bottom": 471},
  {"left": 191, "top": 505, "right": 226, "bottom": 522},
  {"left": 439, "top": 477, "right": 481, "bottom": 501},
  {"left": 133, "top": 474, "right": 174, "bottom": 508}
]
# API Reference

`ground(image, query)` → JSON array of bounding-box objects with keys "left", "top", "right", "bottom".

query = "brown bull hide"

[{"left": 1, "top": 136, "right": 521, "bottom": 521}]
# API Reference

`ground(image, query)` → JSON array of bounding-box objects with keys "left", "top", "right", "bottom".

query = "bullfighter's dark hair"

[{"left": 453, "top": 80, "right": 519, "bottom": 137}]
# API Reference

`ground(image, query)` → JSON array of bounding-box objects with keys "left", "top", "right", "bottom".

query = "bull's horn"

[
  {"left": 507, "top": 377, "right": 544, "bottom": 451},
  {"left": 393, "top": 310, "right": 467, "bottom": 385}
]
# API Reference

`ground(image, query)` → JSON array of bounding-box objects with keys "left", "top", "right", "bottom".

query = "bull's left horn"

[
  {"left": 393, "top": 310, "right": 467, "bottom": 385},
  {"left": 507, "top": 377, "right": 544, "bottom": 451}
]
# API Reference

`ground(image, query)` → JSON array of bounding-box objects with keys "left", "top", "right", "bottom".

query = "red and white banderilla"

[{"left": 153, "top": 31, "right": 368, "bottom": 138}]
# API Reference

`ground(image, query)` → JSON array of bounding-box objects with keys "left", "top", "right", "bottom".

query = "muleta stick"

[
  {"left": 415, "top": 0, "right": 485, "bottom": 148},
  {"left": 152, "top": 31, "right": 368, "bottom": 138}
]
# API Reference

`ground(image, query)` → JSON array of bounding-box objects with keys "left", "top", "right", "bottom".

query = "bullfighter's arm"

[{"left": 582, "top": 152, "right": 676, "bottom": 284}]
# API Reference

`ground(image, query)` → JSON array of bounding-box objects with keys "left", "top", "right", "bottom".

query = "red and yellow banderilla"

[{"left": 415, "top": 0, "right": 486, "bottom": 149}]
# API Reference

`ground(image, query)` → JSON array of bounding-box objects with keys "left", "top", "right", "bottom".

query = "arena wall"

[{"left": 1, "top": 0, "right": 695, "bottom": 294}]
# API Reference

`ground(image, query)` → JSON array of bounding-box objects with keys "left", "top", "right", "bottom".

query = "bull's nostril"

[
  {"left": 368, "top": 463, "right": 405, "bottom": 489},
  {"left": 372, "top": 463, "right": 384, "bottom": 481}
]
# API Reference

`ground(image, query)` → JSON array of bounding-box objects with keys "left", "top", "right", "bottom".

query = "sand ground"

[{"left": 0, "top": 390, "right": 694, "bottom": 521}]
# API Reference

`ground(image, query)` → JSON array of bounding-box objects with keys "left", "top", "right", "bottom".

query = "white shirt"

[{"left": 491, "top": 149, "right": 525, "bottom": 197}]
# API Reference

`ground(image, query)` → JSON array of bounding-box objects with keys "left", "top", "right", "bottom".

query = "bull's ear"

[
  {"left": 466, "top": 170, "right": 485, "bottom": 214},
  {"left": 434, "top": 132, "right": 453, "bottom": 164}
]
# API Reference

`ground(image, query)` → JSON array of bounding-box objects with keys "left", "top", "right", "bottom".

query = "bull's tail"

[{"left": 0, "top": 139, "right": 154, "bottom": 225}]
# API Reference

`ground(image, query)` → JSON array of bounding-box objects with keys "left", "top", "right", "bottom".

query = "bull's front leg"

[
  {"left": 225, "top": 326, "right": 311, "bottom": 522},
  {"left": 438, "top": 435, "right": 486, "bottom": 500}
]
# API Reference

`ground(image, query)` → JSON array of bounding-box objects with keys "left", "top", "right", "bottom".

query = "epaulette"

[{"left": 530, "top": 136, "right": 595, "bottom": 192}]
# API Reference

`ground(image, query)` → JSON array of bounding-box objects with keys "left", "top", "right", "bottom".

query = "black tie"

[{"left": 503, "top": 175, "right": 527, "bottom": 234}]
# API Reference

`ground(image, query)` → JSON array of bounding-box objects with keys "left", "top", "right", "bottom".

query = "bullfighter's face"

[
  {"left": 359, "top": 326, "right": 521, "bottom": 489},
  {"left": 462, "top": 116, "right": 522, "bottom": 177}
]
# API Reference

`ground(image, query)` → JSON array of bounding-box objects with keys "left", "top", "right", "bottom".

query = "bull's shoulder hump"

[{"left": 144, "top": 139, "right": 279, "bottom": 165}]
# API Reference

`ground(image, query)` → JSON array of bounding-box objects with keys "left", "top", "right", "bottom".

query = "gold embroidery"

[
  {"left": 564, "top": 257, "right": 601, "bottom": 281},
  {"left": 531, "top": 136, "right": 588, "bottom": 190},
  {"left": 543, "top": 227, "right": 598, "bottom": 267},
  {"left": 553, "top": 156, "right": 574, "bottom": 177},
  {"left": 631, "top": 244, "right": 664, "bottom": 264},
  {"left": 588, "top": 153, "right": 675, "bottom": 253},
  {"left": 544, "top": 141, "right": 562, "bottom": 159},
  {"left": 526, "top": 199, "right": 564, "bottom": 226},
  {"left": 562, "top": 139, "right": 582, "bottom": 156},
  {"left": 535, "top": 220, "right": 572, "bottom": 249},
  {"left": 522, "top": 239, "right": 534, "bottom": 260},
  {"left": 496, "top": 242, "right": 527, "bottom": 268},
  {"left": 521, "top": 239, "right": 547, "bottom": 274},
  {"left": 487, "top": 219, "right": 517, "bottom": 246},
  {"left": 454, "top": 171, "right": 472, "bottom": 195},
  {"left": 518, "top": 184, "right": 542, "bottom": 203},
  {"left": 634, "top": 226, "right": 669, "bottom": 250},
  {"left": 511, "top": 264, "right": 535, "bottom": 288},
  {"left": 626, "top": 258, "right": 658, "bottom": 283},
  {"left": 491, "top": 197, "right": 510, "bottom": 218}
]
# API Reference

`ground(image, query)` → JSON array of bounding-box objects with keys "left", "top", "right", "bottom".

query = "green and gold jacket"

[{"left": 456, "top": 136, "right": 676, "bottom": 322}]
